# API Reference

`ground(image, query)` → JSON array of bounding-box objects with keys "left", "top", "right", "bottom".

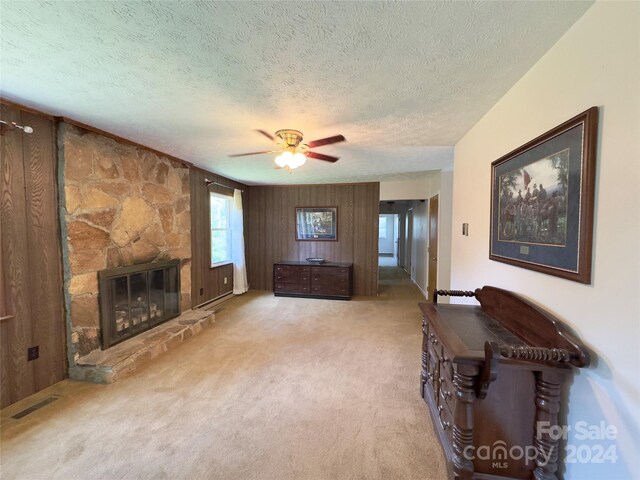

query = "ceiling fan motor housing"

[{"left": 275, "top": 129, "right": 304, "bottom": 148}]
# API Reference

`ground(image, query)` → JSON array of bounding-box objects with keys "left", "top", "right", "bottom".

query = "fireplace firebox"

[{"left": 98, "top": 260, "right": 181, "bottom": 349}]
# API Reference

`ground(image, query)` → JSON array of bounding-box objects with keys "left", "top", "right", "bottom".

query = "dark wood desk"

[
  {"left": 420, "top": 286, "right": 588, "bottom": 480},
  {"left": 273, "top": 261, "right": 352, "bottom": 300}
]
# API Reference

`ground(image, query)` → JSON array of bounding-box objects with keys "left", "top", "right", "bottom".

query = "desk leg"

[
  {"left": 534, "top": 371, "right": 562, "bottom": 480},
  {"left": 452, "top": 364, "right": 478, "bottom": 480}
]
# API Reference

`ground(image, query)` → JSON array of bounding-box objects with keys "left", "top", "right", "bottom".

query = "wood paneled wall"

[
  {"left": 1, "top": 103, "right": 67, "bottom": 408},
  {"left": 247, "top": 183, "right": 379, "bottom": 296},
  {"left": 190, "top": 167, "right": 250, "bottom": 306}
]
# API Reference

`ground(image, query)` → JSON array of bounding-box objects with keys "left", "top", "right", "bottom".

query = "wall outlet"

[
  {"left": 224, "top": 277, "right": 228, "bottom": 285},
  {"left": 199, "top": 288, "right": 204, "bottom": 295},
  {"left": 27, "top": 346, "right": 39, "bottom": 361}
]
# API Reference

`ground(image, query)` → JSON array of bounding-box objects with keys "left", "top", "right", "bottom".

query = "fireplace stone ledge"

[{"left": 70, "top": 309, "right": 215, "bottom": 384}]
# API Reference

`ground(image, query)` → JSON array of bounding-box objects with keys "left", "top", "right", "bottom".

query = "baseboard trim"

[
  {"left": 411, "top": 278, "right": 428, "bottom": 300},
  {"left": 194, "top": 292, "right": 235, "bottom": 310}
]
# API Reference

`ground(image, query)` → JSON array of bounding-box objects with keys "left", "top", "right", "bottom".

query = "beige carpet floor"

[{"left": 1, "top": 267, "right": 447, "bottom": 480}]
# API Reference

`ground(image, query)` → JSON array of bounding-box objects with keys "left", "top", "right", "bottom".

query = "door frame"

[{"left": 427, "top": 195, "right": 439, "bottom": 302}]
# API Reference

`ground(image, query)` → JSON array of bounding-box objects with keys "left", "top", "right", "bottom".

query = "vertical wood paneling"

[
  {"left": 248, "top": 185, "right": 262, "bottom": 289},
  {"left": 22, "top": 111, "right": 66, "bottom": 390},
  {"left": 365, "top": 183, "right": 380, "bottom": 295},
  {"left": 189, "top": 169, "right": 203, "bottom": 304},
  {"left": 337, "top": 185, "right": 354, "bottom": 263},
  {"left": 0, "top": 103, "right": 66, "bottom": 408},
  {"left": 247, "top": 182, "right": 379, "bottom": 296},
  {"left": 190, "top": 167, "right": 248, "bottom": 306},
  {"left": 1, "top": 104, "right": 33, "bottom": 406},
  {"left": 0, "top": 321, "right": 11, "bottom": 407},
  {"left": 352, "top": 184, "right": 367, "bottom": 296}
]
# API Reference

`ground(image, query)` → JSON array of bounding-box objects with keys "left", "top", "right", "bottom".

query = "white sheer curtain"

[{"left": 231, "top": 189, "right": 248, "bottom": 294}]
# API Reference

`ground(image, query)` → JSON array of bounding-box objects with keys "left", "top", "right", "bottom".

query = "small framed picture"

[
  {"left": 295, "top": 207, "right": 338, "bottom": 241},
  {"left": 490, "top": 107, "right": 598, "bottom": 283}
]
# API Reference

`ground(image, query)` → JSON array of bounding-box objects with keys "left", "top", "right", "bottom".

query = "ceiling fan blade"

[
  {"left": 228, "top": 150, "right": 277, "bottom": 157},
  {"left": 306, "top": 151, "right": 339, "bottom": 163},
  {"left": 307, "top": 134, "right": 346, "bottom": 148},
  {"left": 255, "top": 129, "right": 275, "bottom": 141}
]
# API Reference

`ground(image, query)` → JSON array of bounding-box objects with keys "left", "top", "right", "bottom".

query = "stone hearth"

[{"left": 71, "top": 309, "right": 214, "bottom": 384}]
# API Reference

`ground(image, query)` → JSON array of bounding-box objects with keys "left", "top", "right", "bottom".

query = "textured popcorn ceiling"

[{"left": 0, "top": 1, "right": 592, "bottom": 185}]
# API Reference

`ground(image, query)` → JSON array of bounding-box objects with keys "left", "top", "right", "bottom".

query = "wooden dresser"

[
  {"left": 420, "top": 287, "right": 589, "bottom": 480},
  {"left": 273, "top": 261, "right": 352, "bottom": 300}
]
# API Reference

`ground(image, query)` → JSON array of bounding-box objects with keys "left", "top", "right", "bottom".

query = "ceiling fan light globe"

[
  {"left": 274, "top": 155, "right": 287, "bottom": 168},
  {"left": 293, "top": 152, "right": 307, "bottom": 168}
]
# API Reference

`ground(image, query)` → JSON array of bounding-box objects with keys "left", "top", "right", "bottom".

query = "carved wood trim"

[
  {"left": 533, "top": 371, "right": 563, "bottom": 480},
  {"left": 452, "top": 364, "right": 478, "bottom": 479},
  {"left": 475, "top": 286, "right": 589, "bottom": 367},
  {"left": 421, "top": 317, "right": 429, "bottom": 397}
]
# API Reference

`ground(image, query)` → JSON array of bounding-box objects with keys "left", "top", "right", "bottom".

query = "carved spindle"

[
  {"left": 500, "top": 345, "right": 573, "bottom": 364},
  {"left": 534, "top": 371, "right": 563, "bottom": 480},
  {"left": 452, "top": 364, "right": 478, "bottom": 480},
  {"left": 433, "top": 289, "right": 477, "bottom": 303}
]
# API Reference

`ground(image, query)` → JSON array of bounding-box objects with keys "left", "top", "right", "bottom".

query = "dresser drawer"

[
  {"left": 274, "top": 283, "right": 311, "bottom": 294},
  {"left": 275, "top": 273, "right": 311, "bottom": 284},
  {"left": 439, "top": 373, "right": 455, "bottom": 412},
  {"left": 441, "top": 351, "right": 454, "bottom": 385},
  {"left": 275, "top": 265, "right": 310, "bottom": 277},
  {"left": 311, "top": 275, "right": 349, "bottom": 286},
  {"left": 311, "top": 284, "right": 350, "bottom": 296},
  {"left": 437, "top": 401, "right": 454, "bottom": 447},
  {"left": 311, "top": 266, "right": 350, "bottom": 277}
]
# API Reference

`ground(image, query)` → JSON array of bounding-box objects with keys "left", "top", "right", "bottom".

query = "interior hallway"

[
  {"left": 377, "top": 255, "right": 399, "bottom": 268},
  {"left": 1, "top": 274, "right": 445, "bottom": 480}
]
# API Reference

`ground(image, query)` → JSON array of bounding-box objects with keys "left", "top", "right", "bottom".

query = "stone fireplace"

[{"left": 58, "top": 123, "right": 193, "bottom": 371}]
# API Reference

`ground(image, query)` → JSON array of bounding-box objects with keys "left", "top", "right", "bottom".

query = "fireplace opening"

[{"left": 98, "top": 260, "right": 181, "bottom": 349}]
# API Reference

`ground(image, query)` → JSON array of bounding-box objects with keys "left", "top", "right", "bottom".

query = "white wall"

[
  {"left": 436, "top": 170, "right": 453, "bottom": 300},
  {"left": 451, "top": 3, "right": 639, "bottom": 479},
  {"left": 380, "top": 174, "right": 437, "bottom": 200},
  {"left": 411, "top": 201, "right": 428, "bottom": 295}
]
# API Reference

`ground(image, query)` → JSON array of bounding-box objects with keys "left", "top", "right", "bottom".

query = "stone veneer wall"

[{"left": 58, "top": 123, "right": 192, "bottom": 362}]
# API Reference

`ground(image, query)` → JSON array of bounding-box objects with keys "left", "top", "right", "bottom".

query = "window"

[{"left": 210, "top": 192, "right": 232, "bottom": 266}]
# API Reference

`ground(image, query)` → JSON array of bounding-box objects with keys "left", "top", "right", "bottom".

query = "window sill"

[{"left": 210, "top": 262, "right": 233, "bottom": 269}]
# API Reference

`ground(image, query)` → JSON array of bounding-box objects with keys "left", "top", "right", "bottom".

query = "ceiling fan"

[{"left": 228, "top": 129, "right": 346, "bottom": 171}]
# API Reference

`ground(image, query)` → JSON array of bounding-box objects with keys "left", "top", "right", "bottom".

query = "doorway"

[
  {"left": 378, "top": 213, "right": 399, "bottom": 267},
  {"left": 377, "top": 201, "right": 422, "bottom": 290}
]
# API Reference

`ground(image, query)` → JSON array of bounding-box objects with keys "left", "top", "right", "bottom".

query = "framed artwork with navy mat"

[
  {"left": 295, "top": 207, "right": 338, "bottom": 241},
  {"left": 489, "top": 107, "right": 598, "bottom": 284}
]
